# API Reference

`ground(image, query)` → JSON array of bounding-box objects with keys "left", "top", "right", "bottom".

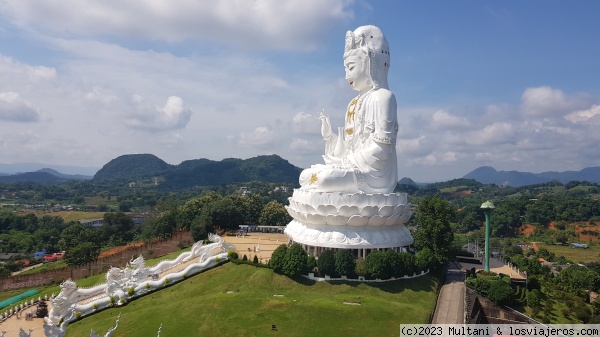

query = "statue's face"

[{"left": 344, "top": 50, "right": 371, "bottom": 92}]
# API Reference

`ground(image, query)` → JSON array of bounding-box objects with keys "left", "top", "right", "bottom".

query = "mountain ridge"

[{"left": 463, "top": 166, "right": 600, "bottom": 186}]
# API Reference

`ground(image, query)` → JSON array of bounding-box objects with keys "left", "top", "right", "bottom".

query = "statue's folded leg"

[
  {"left": 316, "top": 167, "right": 358, "bottom": 193},
  {"left": 299, "top": 164, "right": 326, "bottom": 189}
]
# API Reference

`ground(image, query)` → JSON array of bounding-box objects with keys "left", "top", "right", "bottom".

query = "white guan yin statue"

[
  {"left": 285, "top": 25, "right": 413, "bottom": 254},
  {"left": 299, "top": 25, "right": 397, "bottom": 194}
]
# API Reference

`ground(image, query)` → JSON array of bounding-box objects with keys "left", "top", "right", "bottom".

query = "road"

[{"left": 431, "top": 262, "right": 465, "bottom": 324}]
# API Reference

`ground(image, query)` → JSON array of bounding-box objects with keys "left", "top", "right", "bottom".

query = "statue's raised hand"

[{"left": 318, "top": 110, "right": 333, "bottom": 139}]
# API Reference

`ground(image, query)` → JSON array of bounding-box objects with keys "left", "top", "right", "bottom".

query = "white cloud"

[
  {"left": 28, "top": 65, "right": 56, "bottom": 81},
  {"left": 0, "top": 92, "right": 41, "bottom": 122},
  {"left": 291, "top": 111, "right": 321, "bottom": 134},
  {"left": 236, "top": 126, "right": 277, "bottom": 148},
  {"left": 521, "top": 86, "right": 591, "bottom": 118},
  {"left": 431, "top": 109, "right": 470, "bottom": 129},
  {"left": 1, "top": 0, "right": 354, "bottom": 50},
  {"left": 289, "top": 138, "right": 321, "bottom": 153},
  {"left": 445, "top": 122, "right": 514, "bottom": 146},
  {"left": 396, "top": 136, "right": 428, "bottom": 155},
  {"left": 126, "top": 96, "right": 192, "bottom": 131},
  {"left": 565, "top": 105, "right": 600, "bottom": 125},
  {"left": 84, "top": 88, "right": 118, "bottom": 105}
]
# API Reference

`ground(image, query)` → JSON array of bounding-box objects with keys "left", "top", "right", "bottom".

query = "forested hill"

[
  {"left": 94, "top": 154, "right": 172, "bottom": 181},
  {"left": 93, "top": 154, "right": 302, "bottom": 187},
  {"left": 0, "top": 171, "right": 64, "bottom": 184}
]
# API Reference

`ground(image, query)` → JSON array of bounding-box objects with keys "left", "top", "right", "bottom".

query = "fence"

[{"left": 0, "top": 231, "right": 193, "bottom": 291}]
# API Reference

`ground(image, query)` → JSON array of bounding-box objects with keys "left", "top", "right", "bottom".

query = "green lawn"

[
  {"left": 537, "top": 243, "right": 600, "bottom": 263},
  {"left": 65, "top": 263, "right": 438, "bottom": 337}
]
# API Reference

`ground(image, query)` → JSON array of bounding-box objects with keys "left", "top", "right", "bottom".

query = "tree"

[
  {"left": 64, "top": 242, "right": 100, "bottom": 266},
  {"left": 335, "top": 249, "right": 355, "bottom": 277},
  {"left": 190, "top": 215, "right": 213, "bottom": 242},
  {"left": 486, "top": 279, "right": 513, "bottom": 305},
  {"left": 259, "top": 201, "right": 291, "bottom": 226},
  {"left": 366, "top": 250, "right": 391, "bottom": 279},
  {"left": 413, "top": 195, "right": 455, "bottom": 270},
  {"left": 526, "top": 289, "right": 541, "bottom": 308},
  {"left": 383, "top": 249, "right": 402, "bottom": 278},
  {"left": 102, "top": 212, "right": 135, "bottom": 245},
  {"left": 253, "top": 255, "right": 259, "bottom": 264},
  {"left": 270, "top": 244, "right": 288, "bottom": 273},
  {"left": 243, "top": 194, "right": 265, "bottom": 225},
  {"left": 398, "top": 252, "right": 417, "bottom": 276},
  {"left": 283, "top": 243, "right": 308, "bottom": 277},
  {"left": 416, "top": 247, "right": 433, "bottom": 271},
  {"left": 307, "top": 255, "right": 317, "bottom": 272},
  {"left": 317, "top": 249, "right": 336, "bottom": 277},
  {"left": 352, "top": 258, "right": 365, "bottom": 277}
]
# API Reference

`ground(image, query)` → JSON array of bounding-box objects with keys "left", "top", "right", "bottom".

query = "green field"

[
  {"left": 65, "top": 263, "right": 438, "bottom": 337},
  {"left": 537, "top": 243, "right": 600, "bottom": 263}
]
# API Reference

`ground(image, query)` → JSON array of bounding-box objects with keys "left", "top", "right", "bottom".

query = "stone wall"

[{"left": 0, "top": 231, "right": 193, "bottom": 291}]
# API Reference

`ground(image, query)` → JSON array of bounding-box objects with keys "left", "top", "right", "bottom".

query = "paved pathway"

[{"left": 432, "top": 262, "right": 465, "bottom": 324}]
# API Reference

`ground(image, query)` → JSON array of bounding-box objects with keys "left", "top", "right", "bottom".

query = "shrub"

[
  {"left": 253, "top": 255, "right": 259, "bottom": 264},
  {"left": 317, "top": 249, "right": 336, "bottom": 277},
  {"left": 307, "top": 255, "right": 317, "bottom": 272},
  {"left": 215, "top": 257, "right": 220, "bottom": 262},
  {"left": 228, "top": 249, "right": 239, "bottom": 261},
  {"left": 128, "top": 287, "right": 135, "bottom": 296},
  {"left": 269, "top": 244, "right": 288, "bottom": 273},
  {"left": 335, "top": 249, "right": 355, "bottom": 277},
  {"left": 75, "top": 311, "right": 81, "bottom": 319},
  {"left": 398, "top": 252, "right": 417, "bottom": 276},
  {"left": 355, "top": 258, "right": 367, "bottom": 277},
  {"left": 145, "top": 283, "right": 150, "bottom": 289},
  {"left": 526, "top": 289, "right": 541, "bottom": 308},
  {"left": 93, "top": 303, "right": 98, "bottom": 310},
  {"left": 242, "top": 254, "right": 248, "bottom": 261},
  {"left": 416, "top": 248, "right": 433, "bottom": 270},
  {"left": 366, "top": 250, "right": 391, "bottom": 279},
  {"left": 164, "top": 278, "right": 170, "bottom": 286},
  {"left": 487, "top": 279, "right": 514, "bottom": 305},
  {"left": 283, "top": 243, "right": 308, "bottom": 277},
  {"left": 384, "top": 249, "right": 401, "bottom": 278},
  {"left": 109, "top": 296, "right": 116, "bottom": 306}
]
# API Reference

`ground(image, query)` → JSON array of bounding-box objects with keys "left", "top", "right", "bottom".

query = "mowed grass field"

[
  {"left": 65, "top": 263, "right": 438, "bottom": 337},
  {"left": 537, "top": 243, "right": 600, "bottom": 263}
]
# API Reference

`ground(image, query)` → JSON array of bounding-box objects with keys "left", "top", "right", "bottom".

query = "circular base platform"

[{"left": 284, "top": 220, "right": 414, "bottom": 249}]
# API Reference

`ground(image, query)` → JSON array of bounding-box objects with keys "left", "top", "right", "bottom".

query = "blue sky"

[{"left": 1, "top": 0, "right": 599, "bottom": 182}]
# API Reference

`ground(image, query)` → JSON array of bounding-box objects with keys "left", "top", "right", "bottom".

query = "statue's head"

[
  {"left": 344, "top": 25, "right": 390, "bottom": 90},
  {"left": 59, "top": 279, "right": 77, "bottom": 294}
]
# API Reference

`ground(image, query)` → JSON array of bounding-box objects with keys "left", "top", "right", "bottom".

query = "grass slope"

[
  {"left": 537, "top": 242, "right": 600, "bottom": 263},
  {"left": 66, "top": 263, "right": 437, "bottom": 337}
]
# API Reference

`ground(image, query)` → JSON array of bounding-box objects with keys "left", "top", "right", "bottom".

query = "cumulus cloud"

[
  {"left": 0, "top": 54, "right": 57, "bottom": 86},
  {"left": 28, "top": 65, "right": 56, "bottom": 81},
  {"left": 84, "top": 88, "right": 118, "bottom": 105},
  {"left": 0, "top": 92, "right": 41, "bottom": 122},
  {"left": 565, "top": 105, "right": 600, "bottom": 125},
  {"left": 236, "top": 126, "right": 277, "bottom": 148},
  {"left": 291, "top": 111, "right": 321, "bottom": 134},
  {"left": 445, "top": 122, "right": 514, "bottom": 146},
  {"left": 431, "top": 109, "right": 470, "bottom": 130},
  {"left": 521, "top": 86, "right": 592, "bottom": 117},
  {"left": 1, "top": 0, "right": 354, "bottom": 50},
  {"left": 126, "top": 95, "right": 192, "bottom": 131},
  {"left": 289, "top": 138, "right": 321, "bottom": 153}
]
